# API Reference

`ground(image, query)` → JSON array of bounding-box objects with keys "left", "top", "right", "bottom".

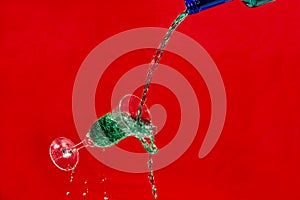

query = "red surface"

[{"left": 1, "top": 0, "right": 300, "bottom": 199}]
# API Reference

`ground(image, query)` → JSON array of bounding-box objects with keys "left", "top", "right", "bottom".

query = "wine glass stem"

[
  {"left": 71, "top": 136, "right": 95, "bottom": 152},
  {"left": 72, "top": 141, "right": 85, "bottom": 151}
]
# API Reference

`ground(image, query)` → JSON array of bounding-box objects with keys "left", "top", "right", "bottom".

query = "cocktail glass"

[{"left": 49, "top": 94, "right": 158, "bottom": 171}]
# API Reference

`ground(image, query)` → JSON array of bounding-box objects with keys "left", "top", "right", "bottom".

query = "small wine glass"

[{"left": 49, "top": 94, "right": 158, "bottom": 171}]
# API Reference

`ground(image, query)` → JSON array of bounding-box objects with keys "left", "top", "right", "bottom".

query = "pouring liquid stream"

[
  {"left": 136, "top": 10, "right": 188, "bottom": 199},
  {"left": 137, "top": 11, "right": 188, "bottom": 121}
]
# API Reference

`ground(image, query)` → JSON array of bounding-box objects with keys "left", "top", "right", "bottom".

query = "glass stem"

[
  {"left": 72, "top": 136, "right": 95, "bottom": 151},
  {"left": 72, "top": 141, "right": 85, "bottom": 151}
]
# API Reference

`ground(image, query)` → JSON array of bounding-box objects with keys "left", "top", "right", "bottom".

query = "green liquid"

[
  {"left": 88, "top": 112, "right": 158, "bottom": 154},
  {"left": 242, "top": 0, "right": 274, "bottom": 7}
]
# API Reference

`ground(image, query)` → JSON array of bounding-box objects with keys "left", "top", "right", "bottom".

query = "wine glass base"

[{"left": 49, "top": 137, "right": 79, "bottom": 171}]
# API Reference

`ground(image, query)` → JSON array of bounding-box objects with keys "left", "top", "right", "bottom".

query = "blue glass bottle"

[{"left": 184, "top": 0, "right": 232, "bottom": 14}]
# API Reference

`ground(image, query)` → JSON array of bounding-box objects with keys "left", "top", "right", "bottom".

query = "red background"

[{"left": 1, "top": 0, "right": 299, "bottom": 199}]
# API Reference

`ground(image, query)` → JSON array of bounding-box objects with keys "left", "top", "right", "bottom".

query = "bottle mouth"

[{"left": 184, "top": 0, "right": 232, "bottom": 14}]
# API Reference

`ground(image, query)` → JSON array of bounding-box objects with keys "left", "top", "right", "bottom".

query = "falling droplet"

[
  {"left": 82, "top": 180, "right": 89, "bottom": 197},
  {"left": 104, "top": 197, "right": 108, "bottom": 200},
  {"left": 101, "top": 177, "right": 106, "bottom": 183},
  {"left": 69, "top": 168, "right": 75, "bottom": 183},
  {"left": 66, "top": 167, "right": 76, "bottom": 197}
]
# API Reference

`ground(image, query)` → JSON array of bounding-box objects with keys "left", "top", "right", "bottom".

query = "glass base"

[{"left": 49, "top": 137, "right": 79, "bottom": 171}]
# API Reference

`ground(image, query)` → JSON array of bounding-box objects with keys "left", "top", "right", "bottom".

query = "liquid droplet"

[
  {"left": 66, "top": 191, "right": 70, "bottom": 196},
  {"left": 83, "top": 192, "right": 87, "bottom": 197},
  {"left": 69, "top": 167, "right": 76, "bottom": 183}
]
